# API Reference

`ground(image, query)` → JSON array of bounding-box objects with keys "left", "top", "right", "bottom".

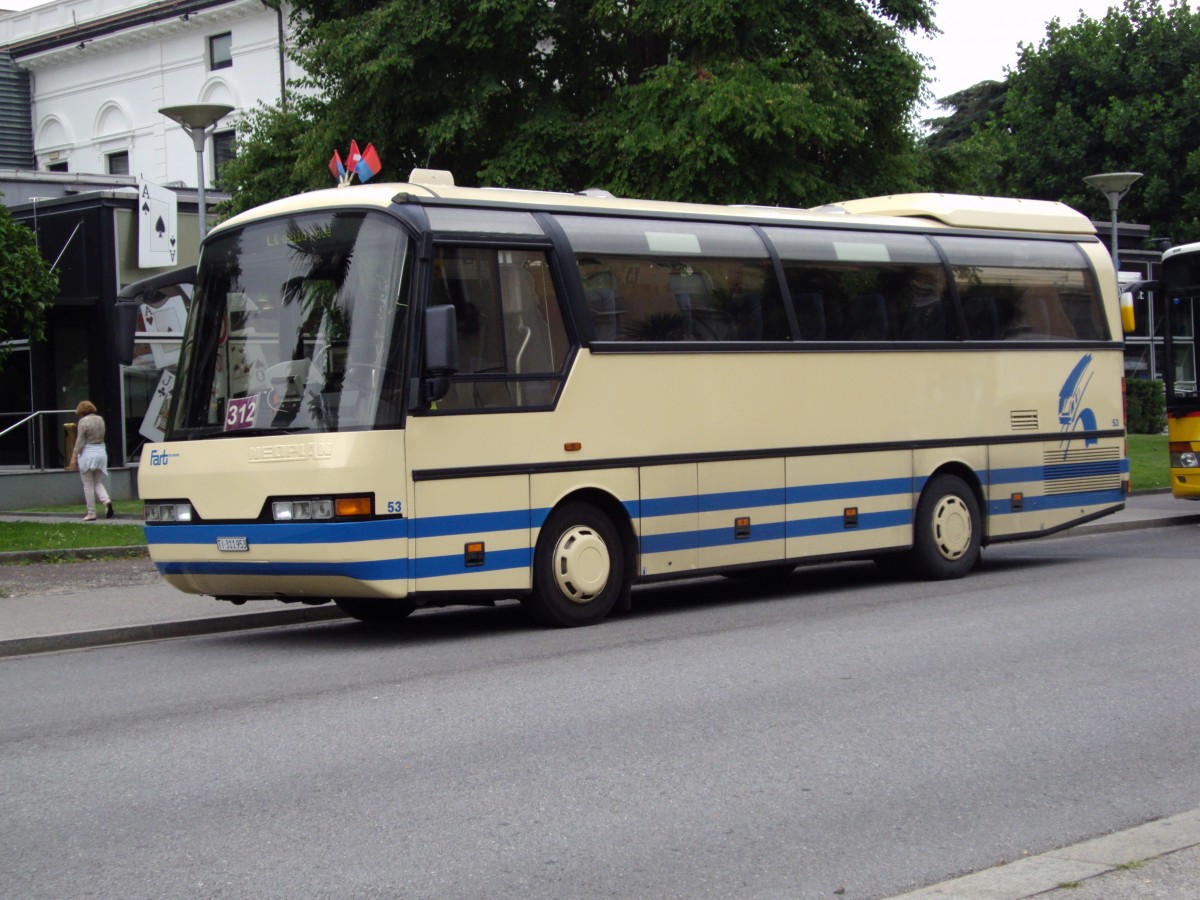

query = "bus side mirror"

[
  {"left": 422, "top": 304, "right": 459, "bottom": 404},
  {"left": 1118, "top": 278, "right": 1156, "bottom": 335},
  {"left": 1120, "top": 291, "right": 1137, "bottom": 334}
]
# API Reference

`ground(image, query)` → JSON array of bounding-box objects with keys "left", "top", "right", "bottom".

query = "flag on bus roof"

[
  {"left": 328, "top": 148, "right": 345, "bottom": 181},
  {"left": 347, "top": 140, "right": 363, "bottom": 175},
  {"left": 355, "top": 143, "right": 382, "bottom": 182}
]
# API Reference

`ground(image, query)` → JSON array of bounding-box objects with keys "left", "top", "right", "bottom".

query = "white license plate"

[{"left": 215, "top": 537, "right": 249, "bottom": 552}]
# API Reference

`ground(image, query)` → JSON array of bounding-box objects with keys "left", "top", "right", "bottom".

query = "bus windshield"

[
  {"left": 167, "top": 210, "right": 411, "bottom": 438},
  {"left": 1163, "top": 252, "right": 1200, "bottom": 406}
]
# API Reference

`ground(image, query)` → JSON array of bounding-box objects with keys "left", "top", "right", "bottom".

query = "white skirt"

[{"left": 78, "top": 443, "right": 108, "bottom": 476}]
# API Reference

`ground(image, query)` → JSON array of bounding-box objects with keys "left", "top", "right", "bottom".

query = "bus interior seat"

[
  {"left": 1010, "top": 291, "right": 1052, "bottom": 339},
  {"left": 585, "top": 287, "right": 619, "bottom": 341},
  {"left": 794, "top": 291, "right": 826, "bottom": 340},
  {"left": 670, "top": 270, "right": 719, "bottom": 339},
  {"left": 962, "top": 293, "right": 1000, "bottom": 340},
  {"left": 848, "top": 292, "right": 888, "bottom": 340},
  {"left": 727, "top": 292, "right": 763, "bottom": 340},
  {"left": 905, "top": 293, "right": 946, "bottom": 340}
]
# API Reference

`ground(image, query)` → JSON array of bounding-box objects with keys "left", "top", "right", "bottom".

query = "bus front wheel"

[
  {"left": 334, "top": 597, "right": 417, "bottom": 625},
  {"left": 909, "top": 474, "right": 981, "bottom": 580},
  {"left": 528, "top": 502, "right": 624, "bottom": 627}
]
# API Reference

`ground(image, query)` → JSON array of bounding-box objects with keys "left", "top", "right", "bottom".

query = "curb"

[
  {"left": 888, "top": 808, "right": 1200, "bottom": 898},
  {"left": 0, "top": 545, "right": 149, "bottom": 564},
  {"left": 1070, "top": 512, "right": 1200, "bottom": 536},
  {"left": 0, "top": 604, "right": 347, "bottom": 658}
]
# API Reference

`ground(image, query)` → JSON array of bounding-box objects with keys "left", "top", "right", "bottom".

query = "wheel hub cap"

[
  {"left": 552, "top": 526, "right": 610, "bottom": 603},
  {"left": 932, "top": 495, "right": 972, "bottom": 561}
]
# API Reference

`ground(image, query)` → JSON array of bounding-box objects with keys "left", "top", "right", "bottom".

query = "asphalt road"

[{"left": 2, "top": 526, "right": 1198, "bottom": 899}]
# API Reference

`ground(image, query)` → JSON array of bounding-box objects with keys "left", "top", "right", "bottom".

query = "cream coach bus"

[{"left": 120, "top": 170, "right": 1128, "bottom": 627}]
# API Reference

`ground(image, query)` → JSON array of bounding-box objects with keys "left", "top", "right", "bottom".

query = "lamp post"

[
  {"left": 1083, "top": 171, "right": 1142, "bottom": 273},
  {"left": 158, "top": 103, "right": 234, "bottom": 241}
]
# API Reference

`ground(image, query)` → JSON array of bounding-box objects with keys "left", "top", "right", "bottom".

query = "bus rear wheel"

[
  {"left": 528, "top": 502, "right": 624, "bottom": 627},
  {"left": 908, "top": 474, "right": 981, "bottom": 580},
  {"left": 334, "top": 597, "right": 417, "bottom": 625}
]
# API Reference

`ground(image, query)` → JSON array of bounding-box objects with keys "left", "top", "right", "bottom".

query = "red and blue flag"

[{"left": 355, "top": 143, "right": 382, "bottom": 182}]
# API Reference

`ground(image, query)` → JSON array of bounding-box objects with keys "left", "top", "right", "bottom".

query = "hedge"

[{"left": 1126, "top": 378, "right": 1166, "bottom": 434}]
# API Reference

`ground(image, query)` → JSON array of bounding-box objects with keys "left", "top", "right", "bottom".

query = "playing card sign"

[{"left": 138, "top": 180, "right": 179, "bottom": 268}]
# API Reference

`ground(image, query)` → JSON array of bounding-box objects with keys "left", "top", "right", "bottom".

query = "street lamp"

[
  {"left": 1083, "top": 171, "right": 1143, "bottom": 272},
  {"left": 158, "top": 103, "right": 234, "bottom": 241}
]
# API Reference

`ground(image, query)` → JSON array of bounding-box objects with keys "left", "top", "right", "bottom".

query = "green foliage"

[
  {"left": 221, "top": 0, "right": 936, "bottom": 214},
  {"left": 0, "top": 197, "right": 58, "bottom": 372},
  {"left": 922, "top": 0, "right": 1200, "bottom": 242},
  {"left": 213, "top": 103, "right": 317, "bottom": 217},
  {"left": 1127, "top": 378, "right": 1167, "bottom": 434}
]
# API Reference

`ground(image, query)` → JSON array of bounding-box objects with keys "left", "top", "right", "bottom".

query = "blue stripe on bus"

[
  {"left": 990, "top": 460, "right": 1129, "bottom": 487},
  {"left": 639, "top": 509, "right": 911, "bottom": 555},
  {"left": 640, "top": 521, "right": 788, "bottom": 554},
  {"left": 786, "top": 477, "right": 913, "bottom": 504},
  {"left": 988, "top": 487, "right": 1125, "bottom": 516},
  {"left": 411, "top": 508, "right": 535, "bottom": 539},
  {"left": 411, "top": 547, "right": 533, "bottom": 579},
  {"left": 786, "top": 508, "right": 913, "bottom": 538},
  {"left": 145, "top": 466, "right": 1126, "bottom": 564},
  {"left": 636, "top": 477, "right": 913, "bottom": 522}
]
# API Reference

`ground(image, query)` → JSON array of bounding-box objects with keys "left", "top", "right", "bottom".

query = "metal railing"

[{"left": 0, "top": 410, "right": 77, "bottom": 471}]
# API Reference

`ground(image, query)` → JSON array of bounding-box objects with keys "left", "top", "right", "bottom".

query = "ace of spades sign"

[{"left": 139, "top": 181, "right": 178, "bottom": 266}]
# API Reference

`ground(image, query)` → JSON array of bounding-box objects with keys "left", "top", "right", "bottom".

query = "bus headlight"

[
  {"left": 145, "top": 502, "right": 192, "bottom": 522},
  {"left": 1170, "top": 451, "right": 1200, "bottom": 468},
  {"left": 272, "top": 499, "right": 335, "bottom": 521}
]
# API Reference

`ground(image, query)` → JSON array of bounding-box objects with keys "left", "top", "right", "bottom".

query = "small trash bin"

[{"left": 63, "top": 421, "right": 77, "bottom": 470}]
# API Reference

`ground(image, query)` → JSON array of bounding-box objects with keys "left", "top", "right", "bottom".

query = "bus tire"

[
  {"left": 529, "top": 502, "right": 624, "bottom": 627},
  {"left": 909, "top": 474, "right": 981, "bottom": 580},
  {"left": 334, "top": 597, "right": 417, "bottom": 625}
]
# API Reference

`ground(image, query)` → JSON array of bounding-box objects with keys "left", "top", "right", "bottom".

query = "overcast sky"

[{"left": 918, "top": 0, "right": 1131, "bottom": 113}]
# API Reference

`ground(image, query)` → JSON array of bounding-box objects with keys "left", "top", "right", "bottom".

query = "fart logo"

[
  {"left": 149, "top": 449, "right": 180, "bottom": 466},
  {"left": 1057, "top": 354, "right": 1098, "bottom": 455}
]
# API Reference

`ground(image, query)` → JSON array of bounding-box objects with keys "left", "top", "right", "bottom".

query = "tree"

[
  {"left": 922, "top": 0, "right": 1200, "bottom": 242},
  {"left": 214, "top": 103, "right": 314, "bottom": 216},
  {"left": 222, "top": 0, "right": 936, "bottom": 214},
  {"left": 0, "top": 197, "right": 58, "bottom": 372}
]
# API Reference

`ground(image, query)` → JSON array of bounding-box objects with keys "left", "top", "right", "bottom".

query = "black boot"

[{"left": 105, "top": 502, "right": 114, "bottom": 519}]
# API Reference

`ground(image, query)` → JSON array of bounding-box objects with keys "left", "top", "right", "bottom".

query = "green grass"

[
  {"left": 1127, "top": 432, "right": 1170, "bottom": 492},
  {"left": 0, "top": 521, "right": 146, "bottom": 554},
  {"left": 10, "top": 499, "right": 145, "bottom": 516}
]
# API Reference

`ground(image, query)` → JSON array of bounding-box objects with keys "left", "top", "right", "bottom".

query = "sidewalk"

[{"left": 1, "top": 495, "right": 1198, "bottom": 897}]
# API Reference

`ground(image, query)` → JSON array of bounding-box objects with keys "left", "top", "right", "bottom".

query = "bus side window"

[
  {"left": 429, "top": 246, "right": 569, "bottom": 412},
  {"left": 559, "top": 217, "right": 791, "bottom": 343},
  {"left": 765, "top": 228, "right": 951, "bottom": 342},
  {"left": 936, "top": 236, "right": 1109, "bottom": 342}
]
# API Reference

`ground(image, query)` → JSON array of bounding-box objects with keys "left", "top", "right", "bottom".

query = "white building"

[{"left": 0, "top": 0, "right": 304, "bottom": 185}]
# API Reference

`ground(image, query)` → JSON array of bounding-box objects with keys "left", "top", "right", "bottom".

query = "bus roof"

[
  {"left": 1163, "top": 241, "right": 1200, "bottom": 262},
  {"left": 214, "top": 171, "right": 1097, "bottom": 238}
]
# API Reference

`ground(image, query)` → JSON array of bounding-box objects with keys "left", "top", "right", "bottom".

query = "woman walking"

[{"left": 69, "top": 400, "right": 112, "bottom": 522}]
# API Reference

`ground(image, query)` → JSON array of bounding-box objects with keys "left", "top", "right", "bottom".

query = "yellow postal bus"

[
  {"left": 122, "top": 172, "right": 1128, "bottom": 626},
  {"left": 1157, "top": 242, "right": 1200, "bottom": 498}
]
